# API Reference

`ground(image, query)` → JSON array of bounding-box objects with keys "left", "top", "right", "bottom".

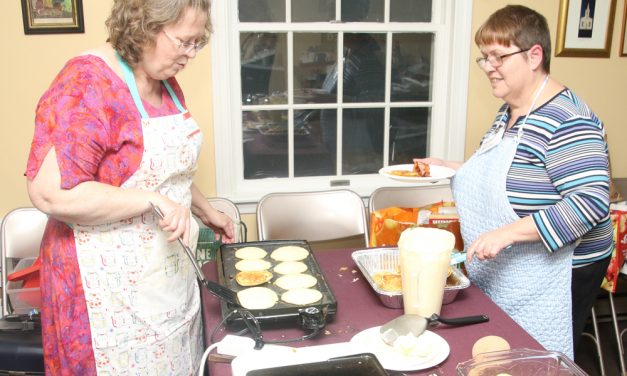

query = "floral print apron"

[{"left": 71, "top": 54, "right": 203, "bottom": 375}]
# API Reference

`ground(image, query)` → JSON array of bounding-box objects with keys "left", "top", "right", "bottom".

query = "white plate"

[
  {"left": 379, "top": 164, "right": 456, "bottom": 182},
  {"left": 350, "top": 327, "right": 450, "bottom": 371}
]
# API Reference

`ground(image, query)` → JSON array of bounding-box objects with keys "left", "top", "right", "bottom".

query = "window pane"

[
  {"left": 342, "top": 108, "right": 384, "bottom": 175},
  {"left": 389, "top": 107, "right": 429, "bottom": 165},
  {"left": 243, "top": 110, "right": 289, "bottom": 179},
  {"left": 391, "top": 33, "right": 433, "bottom": 102},
  {"left": 294, "top": 110, "right": 337, "bottom": 177},
  {"left": 292, "top": 0, "right": 335, "bottom": 22},
  {"left": 390, "top": 0, "right": 432, "bottom": 22},
  {"left": 341, "top": 0, "right": 384, "bottom": 22},
  {"left": 294, "top": 33, "right": 338, "bottom": 104},
  {"left": 241, "top": 33, "right": 288, "bottom": 105},
  {"left": 343, "top": 33, "right": 386, "bottom": 103},
  {"left": 238, "top": 0, "right": 285, "bottom": 22}
]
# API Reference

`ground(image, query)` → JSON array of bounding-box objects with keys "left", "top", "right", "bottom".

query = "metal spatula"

[
  {"left": 380, "top": 313, "right": 489, "bottom": 345},
  {"left": 150, "top": 202, "right": 241, "bottom": 307}
]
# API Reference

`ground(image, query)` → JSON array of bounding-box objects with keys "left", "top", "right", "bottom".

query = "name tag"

[{"left": 478, "top": 126, "right": 505, "bottom": 154}]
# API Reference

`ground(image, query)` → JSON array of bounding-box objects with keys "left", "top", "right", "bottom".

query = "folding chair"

[
  {"left": 256, "top": 189, "right": 368, "bottom": 249},
  {"left": 0, "top": 207, "right": 47, "bottom": 374},
  {"left": 1, "top": 207, "right": 47, "bottom": 316}
]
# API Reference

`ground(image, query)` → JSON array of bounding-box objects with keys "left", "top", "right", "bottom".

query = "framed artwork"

[
  {"left": 556, "top": 0, "right": 616, "bottom": 57},
  {"left": 620, "top": 0, "right": 627, "bottom": 56},
  {"left": 21, "top": 0, "right": 84, "bottom": 35}
]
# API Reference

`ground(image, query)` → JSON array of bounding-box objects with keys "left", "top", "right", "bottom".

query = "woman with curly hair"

[{"left": 25, "top": 1, "right": 232, "bottom": 374}]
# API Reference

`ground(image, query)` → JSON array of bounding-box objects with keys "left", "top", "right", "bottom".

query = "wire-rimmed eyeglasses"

[
  {"left": 162, "top": 30, "right": 208, "bottom": 53},
  {"left": 476, "top": 48, "right": 530, "bottom": 69}
]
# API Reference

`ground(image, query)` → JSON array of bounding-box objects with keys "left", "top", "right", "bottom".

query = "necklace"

[{"left": 498, "top": 75, "right": 549, "bottom": 138}]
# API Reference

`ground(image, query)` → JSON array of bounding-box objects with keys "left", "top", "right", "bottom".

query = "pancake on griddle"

[
  {"left": 237, "top": 287, "right": 278, "bottom": 309},
  {"left": 281, "top": 288, "right": 323, "bottom": 306},
  {"left": 235, "top": 246, "right": 267, "bottom": 260},
  {"left": 273, "top": 261, "right": 308, "bottom": 275},
  {"left": 275, "top": 273, "right": 317, "bottom": 290},
  {"left": 270, "top": 246, "right": 309, "bottom": 262},
  {"left": 234, "top": 258, "right": 272, "bottom": 272},
  {"left": 235, "top": 270, "right": 273, "bottom": 286}
]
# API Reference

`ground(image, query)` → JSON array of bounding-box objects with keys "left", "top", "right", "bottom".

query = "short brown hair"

[
  {"left": 475, "top": 5, "right": 551, "bottom": 73},
  {"left": 106, "top": 0, "right": 212, "bottom": 66}
]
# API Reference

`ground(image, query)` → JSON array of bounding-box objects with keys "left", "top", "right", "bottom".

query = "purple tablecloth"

[{"left": 200, "top": 248, "right": 543, "bottom": 375}]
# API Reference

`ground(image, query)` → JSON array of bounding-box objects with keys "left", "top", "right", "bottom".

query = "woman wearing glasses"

[
  {"left": 419, "top": 5, "right": 611, "bottom": 358},
  {"left": 25, "top": 0, "right": 234, "bottom": 374}
]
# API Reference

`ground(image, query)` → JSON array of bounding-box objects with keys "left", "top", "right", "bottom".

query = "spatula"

[
  {"left": 380, "top": 313, "right": 489, "bottom": 346},
  {"left": 150, "top": 202, "right": 241, "bottom": 307}
]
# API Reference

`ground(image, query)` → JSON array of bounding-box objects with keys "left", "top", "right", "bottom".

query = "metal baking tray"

[
  {"left": 217, "top": 240, "right": 337, "bottom": 326},
  {"left": 352, "top": 247, "right": 470, "bottom": 309}
]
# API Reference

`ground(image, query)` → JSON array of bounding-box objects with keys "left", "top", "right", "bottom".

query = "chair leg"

[
  {"left": 622, "top": 327, "right": 627, "bottom": 376},
  {"left": 581, "top": 306, "right": 606, "bottom": 376},
  {"left": 608, "top": 293, "right": 627, "bottom": 374}
]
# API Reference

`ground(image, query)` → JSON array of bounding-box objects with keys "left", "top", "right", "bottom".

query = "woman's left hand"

[
  {"left": 197, "top": 208, "right": 235, "bottom": 243},
  {"left": 466, "top": 228, "right": 512, "bottom": 263}
]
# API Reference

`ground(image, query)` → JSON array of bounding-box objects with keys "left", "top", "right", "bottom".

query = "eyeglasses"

[
  {"left": 476, "top": 48, "right": 530, "bottom": 69},
  {"left": 162, "top": 30, "right": 208, "bottom": 53}
]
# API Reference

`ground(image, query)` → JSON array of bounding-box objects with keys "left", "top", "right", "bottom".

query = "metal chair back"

[
  {"left": 368, "top": 184, "right": 453, "bottom": 213},
  {"left": 1, "top": 207, "right": 47, "bottom": 316},
  {"left": 257, "top": 189, "right": 368, "bottom": 248}
]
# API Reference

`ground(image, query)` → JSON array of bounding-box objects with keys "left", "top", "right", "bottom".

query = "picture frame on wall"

[
  {"left": 556, "top": 0, "right": 617, "bottom": 57},
  {"left": 620, "top": 0, "right": 627, "bottom": 56},
  {"left": 21, "top": 0, "right": 85, "bottom": 35}
]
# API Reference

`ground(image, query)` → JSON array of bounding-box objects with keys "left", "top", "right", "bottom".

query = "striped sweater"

[{"left": 481, "top": 89, "right": 613, "bottom": 267}]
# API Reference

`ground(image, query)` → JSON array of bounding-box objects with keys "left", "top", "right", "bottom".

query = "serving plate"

[
  {"left": 350, "top": 326, "right": 450, "bottom": 371},
  {"left": 379, "top": 164, "right": 456, "bottom": 182}
]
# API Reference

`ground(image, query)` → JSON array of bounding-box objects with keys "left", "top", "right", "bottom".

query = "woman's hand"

[
  {"left": 196, "top": 208, "right": 235, "bottom": 244},
  {"left": 189, "top": 184, "right": 235, "bottom": 244},
  {"left": 413, "top": 157, "right": 463, "bottom": 171},
  {"left": 466, "top": 216, "right": 541, "bottom": 263},
  {"left": 152, "top": 198, "right": 193, "bottom": 246},
  {"left": 466, "top": 228, "right": 513, "bottom": 263}
]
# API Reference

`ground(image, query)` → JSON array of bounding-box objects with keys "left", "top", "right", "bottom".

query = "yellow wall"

[{"left": 1, "top": 1, "right": 625, "bottom": 226}]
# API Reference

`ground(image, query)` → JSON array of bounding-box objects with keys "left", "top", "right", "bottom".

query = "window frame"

[{"left": 210, "top": 0, "right": 472, "bottom": 213}]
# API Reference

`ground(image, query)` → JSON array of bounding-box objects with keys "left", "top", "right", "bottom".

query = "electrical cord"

[
  {"left": 208, "top": 308, "right": 324, "bottom": 349},
  {"left": 197, "top": 342, "right": 219, "bottom": 376}
]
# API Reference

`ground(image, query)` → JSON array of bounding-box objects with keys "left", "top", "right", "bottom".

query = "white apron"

[
  {"left": 451, "top": 103, "right": 575, "bottom": 357},
  {"left": 72, "top": 54, "right": 203, "bottom": 375}
]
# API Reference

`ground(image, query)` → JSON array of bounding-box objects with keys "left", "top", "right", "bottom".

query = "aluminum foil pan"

[{"left": 351, "top": 247, "right": 470, "bottom": 309}]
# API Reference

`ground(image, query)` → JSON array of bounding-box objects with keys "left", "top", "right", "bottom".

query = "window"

[{"left": 211, "top": 0, "right": 472, "bottom": 212}]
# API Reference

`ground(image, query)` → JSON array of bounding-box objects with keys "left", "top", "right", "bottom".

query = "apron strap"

[
  {"left": 115, "top": 52, "right": 186, "bottom": 118},
  {"left": 162, "top": 80, "right": 186, "bottom": 113}
]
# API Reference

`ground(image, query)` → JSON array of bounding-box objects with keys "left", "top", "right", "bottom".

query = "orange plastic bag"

[
  {"left": 602, "top": 208, "right": 627, "bottom": 293},
  {"left": 369, "top": 201, "right": 463, "bottom": 252}
]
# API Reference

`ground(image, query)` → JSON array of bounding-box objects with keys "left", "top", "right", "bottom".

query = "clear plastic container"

[
  {"left": 456, "top": 348, "right": 587, "bottom": 376},
  {"left": 6, "top": 257, "right": 42, "bottom": 314}
]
